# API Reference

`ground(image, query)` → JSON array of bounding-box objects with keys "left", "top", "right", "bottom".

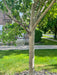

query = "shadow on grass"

[
  {"left": 47, "top": 64, "right": 57, "bottom": 70},
  {"left": 0, "top": 49, "right": 57, "bottom": 58},
  {"left": 38, "top": 64, "right": 57, "bottom": 72},
  {"left": 0, "top": 50, "right": 29, "bottom": 58},
  {"left": 0, "top": 49, "right": 57, "bottom": 74},
  {"left": 35, "top": 49, "right": 57, "bottom": 57}
]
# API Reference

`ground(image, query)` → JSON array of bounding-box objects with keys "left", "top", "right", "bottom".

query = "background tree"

[
  {"left": 47, "top": 17, "right": 57, "bottom": 38},
  {"left": 47, "top": 3, "right": 57, "bottom": 38},
  {"left": 38, "top": 2, "right": 57, "bottom": 37},
  {"left": 0, "top": 0, "right": 56, "bottom": 75}
]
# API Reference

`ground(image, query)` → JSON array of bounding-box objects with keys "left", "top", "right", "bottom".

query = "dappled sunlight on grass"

[
  {"left": 0, "top": 49, "right": 57, "bottom": 74},
  {"left": 35, "top": 49, "right": 57, "bottom": 72},
  {"left": 0, "top": 50, "right": 29, "bottom": 74}
]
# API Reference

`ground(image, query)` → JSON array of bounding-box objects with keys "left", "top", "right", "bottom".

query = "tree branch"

[
  {"left": 35, "top": 0, "right": 48, "bottom": 22},
  {"left": 30, "top": 3, "right": 35, "bottom": 32},
  {"left": 3, "top": 0, "right": 30, "bottom": 34},
  {"left": 32, "top": 0, "right": 56, "bottom": 30}
]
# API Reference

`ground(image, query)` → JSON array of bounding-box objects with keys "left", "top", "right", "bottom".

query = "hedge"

[{"left": 35, "top": 29, "right": 42, "bottom": 43}]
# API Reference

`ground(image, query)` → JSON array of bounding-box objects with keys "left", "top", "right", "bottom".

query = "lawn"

[
  {"left": 42, "top": 34, "right": 54, "bottom": 38},
  {"left": 52, "top": 38, "right": 57, "bottom": 40},
  {"left": 0, "top": 49, "right": 57, "bottom": 75},
  {"left": 35, "top": 38, "right": 57, "bottom": 45}
]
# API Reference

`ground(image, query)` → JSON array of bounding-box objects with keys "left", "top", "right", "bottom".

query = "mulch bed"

[{"left": 15, "top": 70, "right": 57, "bottom": 75}]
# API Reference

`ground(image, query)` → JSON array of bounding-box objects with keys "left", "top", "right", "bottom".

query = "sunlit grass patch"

[{"left": 0, "top": 49, "right": 57, "bottom": 74}]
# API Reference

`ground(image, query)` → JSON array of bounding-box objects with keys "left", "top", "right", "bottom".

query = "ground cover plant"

[{"left": 0, "top": 49, "right": 57, "bottom": 75}]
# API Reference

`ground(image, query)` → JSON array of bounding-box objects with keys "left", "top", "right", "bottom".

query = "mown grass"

[
  {"left": 42, "top": 36, "right": 53, "bottom": 38},
  {"left": 52, "top": 38, "right": 57, "bottom": 40},
  {"left": 35, "top": 39, "right": 57, "bottom": 45},
  {"left": 0, "top": 49, "right": 57, "bottom": 74},
  {"left": 42, "top": 34, "right": 54, "bottom": 38}
]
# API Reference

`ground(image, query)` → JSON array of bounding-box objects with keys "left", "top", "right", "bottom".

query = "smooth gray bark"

[
  {"left": 29, "top": 30, "right": 35, "bottom": 75},
  {"left": 29, "top": 4, "right": 35, "bottom": 75}
]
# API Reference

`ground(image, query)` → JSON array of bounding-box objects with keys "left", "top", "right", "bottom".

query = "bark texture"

[
  {"left": 29, "top": 31, "right": 35, "bottom": 75},
  {"left": 54, "top": 25, "right": 57, "bottom": 39},
  {"left": 29, "top": 4, "right": 35, "bottom": 75}
]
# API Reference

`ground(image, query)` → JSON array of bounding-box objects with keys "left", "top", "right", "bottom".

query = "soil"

[{"left": 15, "top": 70, "right": 57, "bottom": 75}]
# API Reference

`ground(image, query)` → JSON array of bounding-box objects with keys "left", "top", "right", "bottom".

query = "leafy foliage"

[
  {"left": 0, "top": 0, "right": 56, "bottom": 42},
  {"left": 1, "top": 23, "right": 26, "bottom": 44},
  {"left": 38, "top": 2, "right": 57, "bottom": 34}
]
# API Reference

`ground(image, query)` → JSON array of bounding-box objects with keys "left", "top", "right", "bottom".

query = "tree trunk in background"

[
  {"left": 29, "top": 30, "right": 35, "bottom": 75},
  {"left": 54, "top": 25, "right": 57, "bottom": 39}
]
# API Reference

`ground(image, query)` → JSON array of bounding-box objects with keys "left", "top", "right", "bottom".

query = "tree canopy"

[
  {"left": 38, "top": 2, "right": 57, "bottom": 34},
  {"left": 0, "top": 0, "right": 56, "bottom": 42}
]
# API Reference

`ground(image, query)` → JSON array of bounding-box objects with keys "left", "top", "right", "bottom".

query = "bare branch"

[
  {"left": 32, "top": 0, "right": 56, "bottom": 31},
  {"left": 3, "top": 0, "right": 30, "bottom": 34}
]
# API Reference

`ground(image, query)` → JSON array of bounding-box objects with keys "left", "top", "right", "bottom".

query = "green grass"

[
  {"left": 35, "top": 39, "right": 57, "bottom": 45},
  {"left": 51, "top": 38, "right": 57, "bottom": 40},
  {"left": 55, "top": 38, "right": 57, "bottom": 40},
  {"left": 42, "top": 36, "right": 53, "bottom": 38},
  {"left": 42, "top": 34, "right": 54, "bottom": 38},
  {"left": 0, "top": 49, "right": 57, "bottom": 74}
]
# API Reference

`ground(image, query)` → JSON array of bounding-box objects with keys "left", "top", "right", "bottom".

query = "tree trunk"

[
  {"left": 29, "top": 3, "right": 35, "bottom": 75},
  {"left": 29, "top": 30, "right": 35, "bottom": 75},
  {"left": 54, "top": 25, "right": 57, "bottom": 39}
]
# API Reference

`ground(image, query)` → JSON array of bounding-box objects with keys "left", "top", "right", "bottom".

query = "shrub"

[{"left": 35, "top": 29, "right": 42, "bottom": 43}]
